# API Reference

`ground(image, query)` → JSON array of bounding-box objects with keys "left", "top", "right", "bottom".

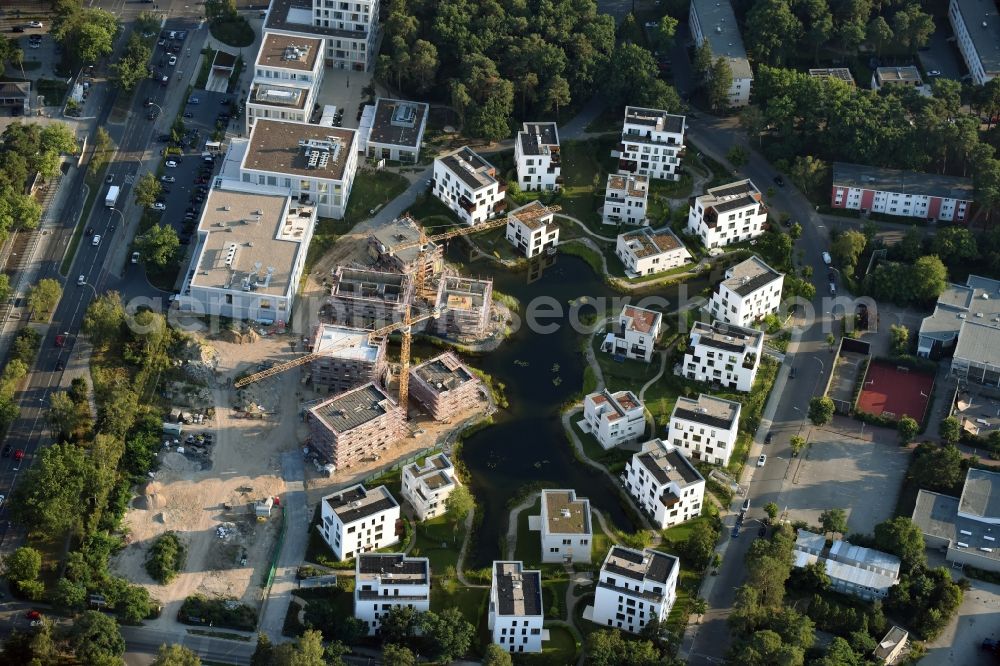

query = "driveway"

[
  {"left": 922, "top": 563, "right": 1000, "bottom": 666},
  {"left": 917, "top": 19, "right": 966, "bottom": 81}
]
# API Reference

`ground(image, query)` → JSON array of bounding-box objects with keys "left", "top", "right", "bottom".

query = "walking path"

[
  {"left": 638, "top": 349, "right": 670, "bottom": 434},
  {"left": 455, "top": 508, "right": 488, "bottom": 589},
  {"left": 504, "top": 491, "right": 541, "bottom": 560}
]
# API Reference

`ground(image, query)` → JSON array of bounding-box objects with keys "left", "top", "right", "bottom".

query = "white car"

[
  {"left": 92, "top": 235, "right": 101, "bottom": 246},
  {"left": 28, "top": 41, "right": 40, "bottom": 49},
  {"left": 757, "top": 454, "right": 767, "bottom": 467},
  {"left": 822, "top": 251, "right": 832, "bottom": 265},
  {"left": 28, "top": 21, "right": 42, "bottom": 28},
  {"left": 151, "top": 202, "right": 166, "bottom": 211},
  {"left": 161, "top": 175, "right": 175, "bottom": 183},
  {"left": 131, "top": 252, "right": 140, "bottom": 264},
  {"left": 165, "top": 160, "right": 178, "bottom": 168},
  {"left": 0, "top": 494, "right": 5, "bottom": 508},
  {"left": 77, "top": 275, "right": 85, "bottom": 286},
  {"left": 927, "top": 70, "right": 941, "bottom": 77},
  {"left": 168, "top": 55, "right": 177, "bottom": 66}
]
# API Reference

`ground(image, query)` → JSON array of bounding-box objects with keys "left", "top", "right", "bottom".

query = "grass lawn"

[
  {"left": 557, "top": 137, "right": 619, "bottom": 232},
  {"left": 36, "top": 78, "right": 69, "bottom": 106},
  {"left": 430, "top": 579, "right": 487, "bottom": 627},
  {"left": 559, "top": 241, "right": 604, "bottom": 276},
  {"left": 515, "top": 497, "right": 542, "bottom": 565},
  {"left": 570, "top": 419, "right": 632, "bottom": 478},
  {"left": 412, "top": 514, "right": 466, "bottom": 573},
  {"left": 209, "top": 16, "right": 255, "bottom": 47},
  {"left": 406, "top": 192, "right": 462, "bottom": 226},
  {"left": 473, "top": 226, "right": 523, "bottom": 263},
  {"left": 590, "top": 332, "right": 664, "bottom": 392},
  {"left": 542, "top": 575, "right": 571, "bottom": 621},
  {"left": 343, "top": 170, "right": 409, "bottom": 226},
  {"left": 514, "top": 624, "right": 579, "bottom": 665}
]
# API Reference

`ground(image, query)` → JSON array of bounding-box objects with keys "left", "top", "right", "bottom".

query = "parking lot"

[
  {"left": 923, "top": 562, "right": 1000, "bottom": 666},
  {"left": 917, "top": 20, "right": 966, "bottom": 82}
]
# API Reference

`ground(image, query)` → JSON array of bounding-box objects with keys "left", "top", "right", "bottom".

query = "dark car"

[
  {"left": 983, "top": 638, "right": 1000, "bottom": 653},
  {"left": 758, "top": 525, "right": 767, "bottom": 537},
  {"left": 789, "top": 366, "right": 796, "bottom": 379},
  {"left": 11, "top": 27, "right": 24, "bottom": 33},
  {"left": 1, "top": 445, "right": 10, "bottom": 458},
  {"left": 85, "top": 226, "right": 94, "bottom": 236},
  {"left": 183, "top": 112, "right": 193, "bottom": 118},
  {"left": 55, "top": 359, "right": 64, "bottom": 371},
  {"left": 731, "top": 525, "right": 740, "bottom": 538},
  {"left": 773, "top": 175, "right": 785, "bottom": 187},
  {"left": 765, "top": 432, "right": 773, "bottom": 444}
]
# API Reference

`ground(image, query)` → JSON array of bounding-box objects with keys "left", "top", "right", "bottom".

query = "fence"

[{"left": 261, "top": 506, "right": 287, "bottom": 590}]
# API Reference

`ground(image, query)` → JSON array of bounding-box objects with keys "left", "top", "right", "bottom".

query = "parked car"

[
  {"left": 1, "top": 445, "right": 10, "bottom": 457},
  {"left": 742, "top": 498, "right": 751, "bottom": 512},
  {"left": 11, "top": 27, "right": 24, "bottom": 33},
  {"left": 165, "top": 160, "right": 178, "bottom": 168},
  {"left": 161, "top": 175, "right": 175, "bottom": 183},
  {"left": 757, "top": 454, "right": 767, "bottom": 467},
  {"left": 764, "top": 432, "right": 773, "bottom": 444},
  {"left": 822, "top": 251, "right": 832, "bottom": 265},
  {"left": 55, "top": 359, "right": 64, "bottom": 371},
  {"left": 151, "top": 202, "right": 166, "bottom": 211},
  {"left": 28, "top": 21, "right": 43, "bottom": 28},
  {"left": 927, "top": 70, "right": 941, "bottom": 77},
  {"left": 168, "top": 55, "right": 177, "bottom": 66},
  {"left": 773, "top": 175, "right": 785, "bottom": 187},
  {"left": 77, "top": 275, "right": 85, "bottom": 286},
  {"left": 758, "top": 525, "right": 767, "bottom": 537},
  {"left": 189, "top": 97, "right": 199, "bottom": 105},
  {"left": 982, "top": 638, "right": 1000, "bottom": 653},
  {"left": 789, "top": 367, "right": 796, "bottom": 379},
  {"left": 131, "top": 251, "right": 140, "bottom": 264},
  {"left": 85, "top": 226, "right": 94, "bottom": 236},
  {"left": 105, "top": 174, "right": 113, "bottom": 184}
]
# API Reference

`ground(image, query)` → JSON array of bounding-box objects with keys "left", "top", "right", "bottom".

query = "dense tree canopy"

[{"left": 52, "top": 1, "right": 119, "bottom": 68}]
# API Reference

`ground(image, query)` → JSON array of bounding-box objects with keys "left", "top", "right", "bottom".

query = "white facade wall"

[
  {"left": 708, "top": 266, "right": 784, "bottom": 327},
  {"left": 623, "top": 441, "right": 705, "bottom": 529},
  {"left": 240, "top": 150, "right": 358, "bottom": 220},
  {"left": 949, "top": 0, "right": 998, "bottom": 85},
  {"left": 682, "top": 323, "right": 762, "bottom": 392},
  {"left": 590, "top": 548, "right": 678, "bottom": 634},
  {"left": 617, "top": 109, "right": 686, "bottom": 181},
  {"left": 539, "top": 490, "right": 592, "bottom": 564},
  {"left": 515, "top": 125, "right": 561, "bottom": 192},
  {"left": 583, "top": 391, "right": 646, "bottom": 450},
  {"left": 615, "top": 229, "right": 691, "bottom": 277},
  {"left": 432, "top": 156, "right": 503, "bottom": 226},
  {"left": 832, "top": 186, "right": 969, "bottom": 222},
  {"left": 687, "top": 194, "right": 767, "bottom": 249},
  {"left": 666, "top": 401, "right": 740, "bottom": 467},
  {"left": 603, "top": 187, "right": 648, "bottom": 226},
  {"left": 505, "top": 217, "right": 559, "bottom": 258},
  {"left": 489, "top": 562, "right": 544, "bottom": 654},
  {"left": 400, "top": 455, "right": 458, "bottom": 521},
  {"left": 354, "top": 557, "right": 430, "bottom": 635},
  {"left": 319, "top": 487, "right": 400, "bottom": 561}
]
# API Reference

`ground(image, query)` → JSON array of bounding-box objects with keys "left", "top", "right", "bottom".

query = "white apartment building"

[
  {"left": 538, "top": 489, "right": 592, "bottom": 564},
  {"left": 623, "top": 439, "right": 705, "bottom": 529},
  {"left": 666, "top": 394, "right": 741, "bottom": 466},
  {"left": 490, "top": 561, "right": 545, "bottom": 654},
  {"left": 506, "top": 201, "right": 559, "bottom": 258},
  {"left": 174, "top": 182, "right": 315, "bottom": 324},
  {"left": 246, "top": 34, "right": 324, "bottom": 133},
  {"left": 588, "top": 546, "right": 679, "bottom": 634},
  {"left": 830, "top": 162, "right": 974, "bottom": 223},
  {"left": 582, "top": 389, "right": 646, "bottom": 450},
  {"left": 687, "top": 179, "right": 767, "bottom": 249},
  {"left": 433, "top": 147, "right": 505, "bottom": 225},
  {"left": 358, "top": 98, "right": 429, "bottom": 163},
  {"left": 239, "top": 119, "right": 359, "bottom": 219},
  {"left": 794, "top": 530, "right": 901, "bottom": 601},
  {"left": 616, "top": 226, "right": 691, "bottom": 278},
  {"left": 682, "top": 321, "right": 763, "bottom": 392},
  {"left": 601, "top": 305, "right": 662, "bottom": 363},
  {"left": 707, "top": 255, "right": 784, "bottom": 327},
  {"left": 354, "top": 554, "right": 430, "bottom": 635},
  {"left": 263, "top": 0, "right": 379, "bottom": 71},
  {"left": 949, "top": 0, "right": 1000, "bottom": 85},
  {"left": 514, "top": 122, "right": 561, "bottom": 192},
  {"left": 400, "top": 453, "right": 459, "bottom": 521},
  {"left": 603, "top": 172, "right": 649, "bottom": 226},
  {"left": 319, "top": 484, "right": 400, "bottom": 561},
  {"left": 614, "top": 106, "right": 686, "bottom": 181},
  {"left": 689, "top": 0, "right": 753, "bottom": 107}
]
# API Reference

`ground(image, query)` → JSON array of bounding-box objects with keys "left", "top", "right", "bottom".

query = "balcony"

[
  {"left": 618, "top": 159, "right": 638, "bottom": 173},
  {"left": 742, "top": 355, "right": 757, "bottom": 370},
  {"left": 458, "top": 195, "right": 475, "bottom": 213}
]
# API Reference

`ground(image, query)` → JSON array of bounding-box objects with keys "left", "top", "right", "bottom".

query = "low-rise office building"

[
  {"left": 515, "top": 122, "right": 561, "bottom": 192},
  {"left": 687, "top": 179, "right": 767, "bottom": 249},
  {"left": 490, "top": 561, "right": 545, "bottom": 653},
  {"left": 603, "top": 172, "right": 649, "bottom": 226},
  {"left": 615, "top": 226, "right": 691, "bottom": 278},
  {"left": 354, "top": 553, "right": 430, "bottom": 635},
  {"left": 666, "top": 394, "right": 741, "bottom": 466},
  {"left": 408, "top": 352, "right": 484, "bottom": 422},
  {"left": 623, "top": 439, "right": 705, "bottom": 529},
  {"left": 614, "top": 106, "right": 685, "bottom": 181},
  {"left": 601, "top": 305, "right": 662, "bottom": 363},
  {"left": 246, "top": 34, "right": 324, "bottom": 133},
  {"left": 432, "top": 147, "right": 505, "bottom": 225},
  {"left": 308, "top": 323, "right": 386, "bottom": 393},
  {"left": 506, "top": 201, "right": 559, "bottom": 258},
  {"left": 831, "top": 162, "right": 974, "bottom": 223},
  {"left": 319, "top": 484, "right": 400, "bottom": 560},
  {"left": 689, "top": 0, "right": 753, "bottom": 107},
  {"left": 681, "top": 321, "right": 763, "bottom": 392},
  {"left": 307, "top": 383, "right": 407, "bottom": 468},
  {"left": 401, "top": 453, "right": 460, "bottom": 521},
  {"left": 582, "top": 389, "right": 646, "bottom": 450},
  {"left": 793, "top": 530, "right": 901, "bottom": 600},
  {"left": 949, "top": 0, "right": 1000, "bottom": 85},
  {"left": 589, "top": 546, "right": 679, "bottom": 634},
  {"left": 537, "top": 489, "right": 592, "bottom": 564},
  {"left": 916, "top": 275, "right": 1000, "bottom": 366},
  {"left": 358, "top": 98, "right": 429, "bottom": 163},
  {"left": 263, "top": 0, "right": 379, "bottom": 72},
  {"left": 707, "top": 255, "right": 784, "bottom": 327}
]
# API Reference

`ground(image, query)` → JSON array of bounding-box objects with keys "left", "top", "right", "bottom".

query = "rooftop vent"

[{"left": 560, "top": 508, "right": 572, "bottom": 518}]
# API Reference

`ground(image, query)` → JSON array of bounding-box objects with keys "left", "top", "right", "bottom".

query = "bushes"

[
  {"left": 145, "top": 532, "right": 185, "bottom": 584},
  {"left": 179, "top": 594, "right": 257, "bottom": 630}
]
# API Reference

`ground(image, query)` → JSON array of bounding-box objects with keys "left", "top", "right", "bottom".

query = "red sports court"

[{"left": 856, "top": 360, "right": 934, "bottom": 422}]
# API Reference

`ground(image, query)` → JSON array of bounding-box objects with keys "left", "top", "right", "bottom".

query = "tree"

[
  {"left": 153, "top": 644, "right": 201, "bottom": 666},
  {"left": 656, "top": 16, "right": 678, "bottom": 50},
  {"left": 420, "top": 608, "right": 475, "bottom": 663},
  {"left": 729, "top": 629, "right": 805, "bottom": 666},
  {"left": 47, "top": 391, "right": 81, "bottom": 440},
  {"left": 11, "top": 442, "right": 91, "bottom": 537},
  {"left": 692, "top": 39, "right": 713, "bottom": 78},
  {"left": 54, "top": 7, "right": 118, "bottom": 67},
  {"left": 939, "top": 416, "right": 960, "bottom": 445},
  {"left": 3, "top": 546, "right": 41, "bottom": 593},
  {"left": 813, "top": 637, "right": 860, "bottom": 666},
  {"left": 112, "top": 33, "right": 152, "bottom": 91},
  {"left": 467, "top": 79, "right": 514, "bottom": 141},
  {"left": 134, "top": 173, "right": 162, "bottom": 209},
  {"left": 271, "top": 629, "right": 327, "bottom": 666},
  {"left": 251, "top": 634, "right": 274, "bottom": 666},
  {"left": 819, "top": 508, "right": 848, "bottom": 534},
  {"left": 137, "top": 224, "right": 180, "bottom": 268},
  {"left": 382, "top": 644, "right": 415, "bottom": 666},
  {"left": 445, "top": 484, "right": 474, "bottom": 523},
  {"left": 932, "top": 227, "right": 978, "bottom": 266},
  {"left": 795, "top": 560, "right": 831, "bottom": 592},
  {"left": 831, "top": 230, "right": 867, "bottom": 274},
  {"left": 482, "top": 643, "right": 513, "bottom": 666},
  {"left": 543, "top": 75, "right": 571, "bottom": 117},
  {"left": 587, "top": 629, "right": 661, "bottom": 666},
  {"left": 866, "top": 16, "right": 893, "bottom": 56},
  {"left": 808, "top": 396, "right": 834, "bottom": 425},
  {"left": 726, "top": 145, "right": 748, "bottom": 168},
  {"left": 83, "top": 291, "right": 126, "bottom": 348},
  {"left": 874, "top": 516, "right": 926, "bottom": 571},
  {"left": 380, "top": 605, "right": 419, "bottom": 644},
  {"left": 764, "top": 502, "right": 779, "bottom": 521},
  {"left": 889, "top": 324, "right": 909, "bottom": 356},
  {"left": 789, "top": 155, "right": 828, "bottom": 196},
  {"left": 408, "top": 39, "right": 438, "bottom": 93},
  {"left": 898, "top": 415, "right": 919, "bottom": 444},
  {"left": 909, "top": 443, "right": 963, "bottom": 495},
  {"left": 689, "top": 596, "right": 708, "bottom": 617},
  {"left": 910, "top": 255, "right": 948, "bottom": 303},
  {"left": 119, "top": 584, "right": 152, "bottom": 624},
  {"left": 790, "top": 435, "right": 806, "bottom": 457},
  {"left": 0, "top": 274, "right": 10, "bottom": 305},
  {"left": 892, "top": 4, "right": 934, "bottom": 51},
  {"left": 69, "top": 611, "right": 125, "bottom": 666},
  {"left": 27, "top": 278, "right": 62, "bottom": 320},
  {"left": 54, "top": 576, "right": 88, "bottom": 612},
  {"left": 745, "top": 0, "right": 803, "bottom": 65},
  {"left": 707, "top": 57, "right": 733, "bottom": 111},
  {"left": 680, "top": 520, "right": 718, "bottom": 571}
]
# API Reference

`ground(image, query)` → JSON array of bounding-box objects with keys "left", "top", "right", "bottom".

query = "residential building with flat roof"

[
  {"left": 615, "top": 226, "right": 691, "bottom": 278},
  {"left": 262, "top": 0, "right": 379, "bottom": 72},
  {"left": 687, "top": 179, "right": 767, "bottom": 249},
  {"left": 601, "top": 305, "right": 662, "bottom": 362},
  {"left": 708, "top": 255, "right": 784, "bottom": 327},
  {"left": 689, "top": 0, "right": 753, "bottom": 107},
  {"left": 793, "top": 530, "right": 901, "bottom": 600},
  {"left": 588, "top": 546, "right": 679, "bottom": 634},
  {"left": 515, "top": 122, "right": 561, "bottom": 192},
  {"left": 434, "top": 275, "right": 493, "bottom": 338},
  {"left": 583, "top": 389, "right": 646, "bottom": 450},
  {"left": 354, "top": 553, "right": 430, "bottom": 635},
  {"left": 667, "top": 394, "right": 741, "bottom": 466},
  {"left": 320, "top": 484, "right": 400, "bottom": 560},
  {"left": 506, "top": 201, "right": 559, "bottom": 258},
  {"left": 871, "top": 66, "right": 923, "bottom": 90},
  {"left": 408, "top": 352, "right": 484, "bottom": 422},
  {"left": 358, "top": 98, "right": 429, "bottom": 163},
  {"left": 623, "top": 439, "right": 705, "bottom": 528},
  {"left": 873, "top": 627, "right": 909, "bottom": 665},
  {"left": 328, "top": 266, "right": 414, "bottom": 328},
  {"left": 603, "top": 172, "right": 649, "bottom": 226},
  {"left": 538, "top": 489, "right": 592, "bottom": 564},
  {"left": 682, "top": 321, "right": 763, "bottom": 392},
  {"left": 917, "top": 275, "right": 1000, "bottom": 367},
  {"left": 808, "top": 68, "right": 856, "bottom": 86},
  {"left": 614, "top": 106, "right": 686, "bottom": 181},
  {"left": 307, "top": 383, "right": 406, "bottom": 468},
  {"left": 401, "top": 453, "right": 460, "bottom": 520},
  {"left": 247, "top": 34, "right": 324, "bottom": 133},
  {"left": 240, "top": 119, "right": 358, "bottom": 219},
  {"left": 831, "top": 162, "right": 974, "bottom": 222},
  {"left": 367, "top": 215, "right": 442, "bottom": 277},
  {"left": 0, "top": 82, "right": 30, "bottom": 115},
  {"left": 308, "top": 323, "right": 386, "bottom": 393},
  {"left": 432, "top": 147, "right": 505, "bottom": 225},
  {"left": 949, "top": 0, "right": 1000, "bottom": 84},
  {"left": 175, "top": 182, "right": 315, "bottom": 323},
  {"left": 489, "top": 561, "right": 544, "bottom": 653},
  {"left": 246, "top": 81, "right": 316, "bottom": 133}
]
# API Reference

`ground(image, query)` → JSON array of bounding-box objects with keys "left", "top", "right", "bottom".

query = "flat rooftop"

[
  {"left": 952, "top": 0, "right": 1000, "bottom": 75},
  {"left": 875, "top": 66, "right": 922, "bottom": 84},
  {"left": 249, "top": 82, "right": 310, "bottom": 110},
  {"left": 368, "top": 98, "right": 428, "bottom": 149},
  {"left": 689, "top": 0, "right": 752, "bottom": 78},
  {"left": 619, "top": 226, "right": 686, "bottom": 259},
  {"left": 412, "top": 352, "right": 475, "bottom": 393},
  {"left": 621, "top": 305, "right": 661, "bottom": 334},
  {"left": 913, "top": 488, "right": 1000, "bottom": 564},
  {"left": 602, "top": 546, "right": 677, "bottom": 585},
  {"left": 832, "top": 162, "right": 974, "bottom": 201},
  {"left": 623, "top": 106, "right": 686, "bottom": 134},
  {"left": 324, "top": 484, "right": 398, "bottom": 524},
  {"left": 311, "top": 324, "right": 380, "bottom": 363},
  {"left": 244, "top": 119, "right": 356, "bottom": 182},
  {"left": 256, "top": 33, "right": 322, "bottom": 72},
  {"left": 508, "top": 201, "right": 555, "bottom": 231},
  {"left": 954, "top": 320, "right": 1000, "bottom": 368},
  {"left": 357, "top": 553, "right": 428, "bottom": 584},
  {"left": 542, "top": 489, "right": 591, "bottom": 536},
  {"left": 190, "top": 186, "right": 309, "bottom": 297},
  {"left": 493, "top": 561, "right": 542, "bottom": 617},
  {"left": 959, "top": 468, "right": 1000, "bottom": 519},
  {"left": 690, "top": 320, "right": 763, "bottom": 353},
  {"left": 808, "top": 68, "right": 855, "bottom": 85},
  {"left": 672, "top": 394, "right": 740, "bottom": 431},
  {"left": 439, "top": 275, "right": 490, "bottom": 311},
  {"left": 607, "top": 172, "right": 648, "bottom": 198},
  {"left": 722, "top": 255, "right": 783, "bottom": 297},
  {"left": 698, "top": 179, "right": 762, "bottom": 208},
  {"left": 636, "top": 439, "right": 704, "bottom": 488},
  {"left": 369, "top": 216, "right": 438, "bottom": 266},
  {"left": 919, "top": 275, "right": 1000, "bottom": 343},
  {"left": 310, "top": 383, "right": 396, "bottom": 433},
  {"left": 439, "top": 147, "right": 497, "bottom": 191},
  {"left": 406, "top": 453, "right": 456, "bottom": 491},
  {"left": 517, "top": 122, "right": 560, "bottom": 155},
  {"left": 265, "top": 0, "right": 366, "bottom": 40}
]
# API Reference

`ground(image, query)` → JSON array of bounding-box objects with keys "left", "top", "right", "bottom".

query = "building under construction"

[
  {"left": 308, "top": 382, "right": 407, "bottom": 468},
  {"left": 328, "top": 267, "right": 414, "bottom": 328},
  {"left": 408, "top": 352, "right": 486, "bottom": 422},
  {"left": 367, "top": 215, "right": 443, "bottom": 278},
  {"left": 435, "top": 275, "right": 492, "bottom": 338},
  {"left": 308, "top": 323, "right": 387, "bottom": 393}
]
